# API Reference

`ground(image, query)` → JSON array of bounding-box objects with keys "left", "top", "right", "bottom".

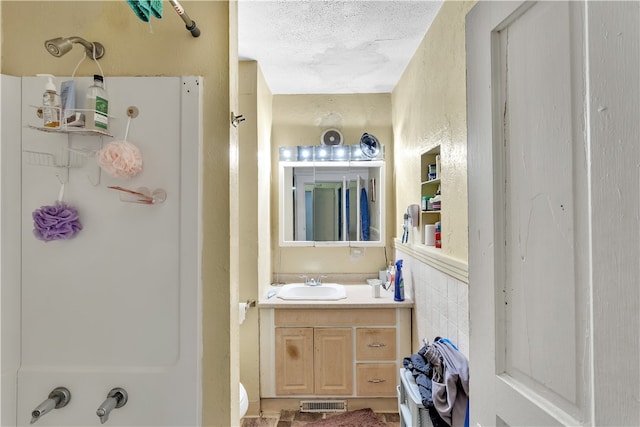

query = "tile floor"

[{"left": 241, "top": 410, "right": 401, "bottom": 427}]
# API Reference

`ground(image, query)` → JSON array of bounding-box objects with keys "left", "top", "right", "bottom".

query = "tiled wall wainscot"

[{"left": 395, "top": 240, "right": 469, "bottom": 357}]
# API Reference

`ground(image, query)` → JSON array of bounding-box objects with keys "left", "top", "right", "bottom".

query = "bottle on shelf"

[
  {"left": 428, "top": 163, "right": 437, "bottom": 181},
  {"left": 85, "top": 74, "right": 109, "bottom": 131},
  {"left": 431, "top": 194, "right": 441, "bottom": 211},
  {"left": 42, "top": 75, "right": 60, "bottom": 128}
]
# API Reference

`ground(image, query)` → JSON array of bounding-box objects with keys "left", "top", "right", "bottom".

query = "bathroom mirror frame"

[{"left": 279, "top": 159, "right": 385, "bottom": 247}]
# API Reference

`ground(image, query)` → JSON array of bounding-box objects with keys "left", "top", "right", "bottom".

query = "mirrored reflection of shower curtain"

[
  {"left": 338, "top": 188, "right": 350, "bottom": 241},
  {"left": 361, "top": 187, "right": 369, "bottom": 241}
]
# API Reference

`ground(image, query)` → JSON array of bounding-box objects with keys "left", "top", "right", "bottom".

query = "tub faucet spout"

[
  {"left": 30, "top": 387, "right": 71, "bottom": 424},
  {"left": 96, "top": 387, "right": 128, "bottom": 424}
]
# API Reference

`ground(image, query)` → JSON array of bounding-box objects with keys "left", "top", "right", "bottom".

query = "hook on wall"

[{"left": 231, "top": 112, "right": 246, "bottom": 127}]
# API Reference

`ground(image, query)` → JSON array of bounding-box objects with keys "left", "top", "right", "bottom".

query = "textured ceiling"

[{"left": 238, "top": 1, "right": 443, "bottom": 94}]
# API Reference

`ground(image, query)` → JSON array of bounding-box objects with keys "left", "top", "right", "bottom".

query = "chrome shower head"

[{"left": 44, "top": 36, "right": 105, "bottom": 60}]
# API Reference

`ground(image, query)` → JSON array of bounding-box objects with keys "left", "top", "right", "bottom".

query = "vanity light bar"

[
  {"left": 278, "top": 145, "right": 383, "bottom": 161},
  {"left": 279, "top": 147, "right": 295, "bottom": 160}
]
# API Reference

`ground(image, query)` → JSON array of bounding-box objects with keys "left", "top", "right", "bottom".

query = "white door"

[{"left": 467, "top": 2, "right": 639, "bottom": 426}]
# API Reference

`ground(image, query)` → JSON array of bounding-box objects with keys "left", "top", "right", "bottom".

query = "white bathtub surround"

[
  {"left": 2, "top": 76, "right": 203, "bottom": 426},
  {"left": 395, "top": 240, "right": 469, "bottom": 357}
]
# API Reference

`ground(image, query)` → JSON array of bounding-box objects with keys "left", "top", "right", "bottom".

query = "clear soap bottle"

[
  {"left": 42, "top": 75, "right": 60, "bottom": 128},
  {"left": 85, "top": 74, "right": 109, "bottom": 131}
]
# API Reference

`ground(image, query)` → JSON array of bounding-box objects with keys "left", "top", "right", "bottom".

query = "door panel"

[
  {"left": 467, "top": 2, "right": 588, "bottom": 426},
  {"left": 275, "top": 327, "right": 314, "bottom": 395},
  {"left": 499, "top": 0, "right": 587, "bottom": 411},
  {"left": 470, "top": 1, "right": 639, "bottom": 426},
  {"left": 314, "top": 328, "right": 352, "bottom": 395}
]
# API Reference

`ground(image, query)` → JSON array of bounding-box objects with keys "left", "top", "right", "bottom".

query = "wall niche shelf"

[{"left": 420, "top": 145, "right": 441, "bottom": 247}]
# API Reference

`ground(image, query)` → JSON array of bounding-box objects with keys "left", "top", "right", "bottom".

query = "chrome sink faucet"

[{"left": 300, "top": 275, "right": 328, "bottom": 286}]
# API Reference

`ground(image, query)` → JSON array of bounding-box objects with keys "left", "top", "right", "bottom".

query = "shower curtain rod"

[{"left": 169, "top": 0, "right": 201, "bottom": 37}]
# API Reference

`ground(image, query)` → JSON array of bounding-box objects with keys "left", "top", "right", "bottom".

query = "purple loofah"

[{"left": 32, "top": 202, "right": 82, "bottom": 241}]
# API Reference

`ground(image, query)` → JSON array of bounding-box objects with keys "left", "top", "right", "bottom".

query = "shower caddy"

[{"left": 27, "top": 99, "right": 166, "bottom": 204}]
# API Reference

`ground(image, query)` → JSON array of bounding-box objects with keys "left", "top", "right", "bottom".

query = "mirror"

[{"left": 279, "top": 161, "right": 385, "bottom": 247}]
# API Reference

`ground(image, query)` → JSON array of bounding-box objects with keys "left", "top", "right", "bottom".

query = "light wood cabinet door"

[
  {"left": 275, "top": 327, "right": 314, "bottom": 395},
  {"left": 314, "top": 328, "right": 353, "bottom": 395}
]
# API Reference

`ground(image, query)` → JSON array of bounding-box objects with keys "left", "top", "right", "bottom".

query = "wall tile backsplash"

[{"left": 397, "top": 247, "right": 469, "bottom": 357}]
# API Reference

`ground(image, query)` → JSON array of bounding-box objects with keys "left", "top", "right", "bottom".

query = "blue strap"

[{"left": 438, "top": 337, "right": 459, "bottom": 351}]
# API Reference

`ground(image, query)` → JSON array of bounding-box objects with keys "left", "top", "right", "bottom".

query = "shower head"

[{"left": 44, "top": 37, "right": 105, "bottom": 60}]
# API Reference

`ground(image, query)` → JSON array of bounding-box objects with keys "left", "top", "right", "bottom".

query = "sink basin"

[{"left": 277, "top": 283, "right": 347, "bottom": 300}]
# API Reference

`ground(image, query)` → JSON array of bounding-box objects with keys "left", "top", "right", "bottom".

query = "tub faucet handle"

[
  {"left": 96, "top": 387, "right": 128, "bottom": 424},
  {"left": 317, "top": 275, "right": 328, "bottom": 284},
  {"left": 30, "top": 387, "right": 71, "bottom": 424}
]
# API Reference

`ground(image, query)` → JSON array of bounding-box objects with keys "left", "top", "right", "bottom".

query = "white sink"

[{"left": 277, "top": 283, "right": 347, "bottom": 300}]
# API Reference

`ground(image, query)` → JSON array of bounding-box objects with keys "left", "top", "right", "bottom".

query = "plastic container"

[
  {"left": 386, "top": 263, "right": 396, "bottom": 291},
  {"left": 367, "top": 279, "right": 381, "bottom": 298},
  {"left": 398, "top": 368, "right": 430, "bottom": 427},
  {"left": 85, "top": 74, "right": 109, "bottom": 131},
  {"left": 60, "top": 80, "right": 76, "bottom": 124},
  {"left": 425, "top": 224, "right": 436, "bottom": 246},
  {"left": 394, "top": 259, "right": 405, "bottom": 302},
  {"left": 42, "top": 75, "right": 60, "bottom": 128}
]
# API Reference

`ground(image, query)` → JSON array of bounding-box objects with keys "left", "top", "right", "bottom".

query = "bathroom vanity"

[{"left": 258, "top": 285, "right": 412, "bottom": 410}]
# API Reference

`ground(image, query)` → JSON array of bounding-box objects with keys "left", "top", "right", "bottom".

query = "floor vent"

[{"left": 299, "top": 400, "right": 347, "bottom": 413}]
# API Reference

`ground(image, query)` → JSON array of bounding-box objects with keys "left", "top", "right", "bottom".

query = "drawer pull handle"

[
  {"left": 368, "top": 379, "right": 386, "bottom": 383},
  {"left": 368, "top": 343, "right": 386, "bottom": 348}
]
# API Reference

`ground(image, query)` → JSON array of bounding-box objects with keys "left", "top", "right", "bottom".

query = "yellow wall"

[
  {"left": 256, "top": 65, "right": 274, "bottom": 288},
  {"left": 392, "top": 0, "right": 476, "bottom": 263},
  {"left": 270, "top": 94, "right": 394, "bottom": 275},
  {"left": 238, "top": 60, "right": 272, "bottom": 416},
  {"left": 1, "top": 1, "right": 235, "bottom": 425}
]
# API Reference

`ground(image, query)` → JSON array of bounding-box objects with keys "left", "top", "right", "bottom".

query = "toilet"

[
  {"left": 239, "top": 383, "right": 248, "bottom": 419},
  {"left": 238, "top": 302, "right": 250, "bottom": 419}
]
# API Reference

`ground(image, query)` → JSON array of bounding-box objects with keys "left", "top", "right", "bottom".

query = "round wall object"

[
  {"left": 321, "top": 128, "right": 344, "bottom": 146},
  {"left": 360, "top": 133, "right": 380, "bottom": 158}
]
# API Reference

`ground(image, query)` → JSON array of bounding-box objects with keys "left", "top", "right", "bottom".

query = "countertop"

[{"left": 258, "top": 284, "right": 414, "bottom": 309}]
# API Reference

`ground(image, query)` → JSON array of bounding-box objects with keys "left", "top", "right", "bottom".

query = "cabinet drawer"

[
  {"left": 275, "top": 308, "right": 396, "bottom": 327},
  {"left": 356, "top": 363, "right": 397, "bottom": 396},
  {"left": 356, "top": 328, "right": 396, "bottom": 360}
]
